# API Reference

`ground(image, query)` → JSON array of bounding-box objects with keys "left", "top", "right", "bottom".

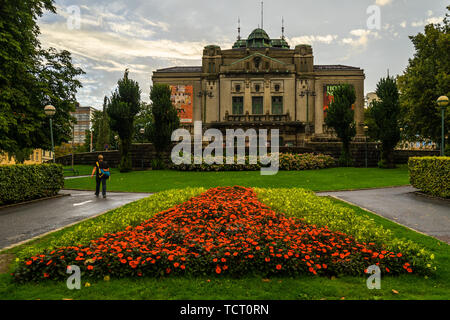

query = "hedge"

[
  {"left": 409, "top": 157, "right": 450, "bottom": 198},
  {"left": 255, "top": 188, "right": 436, "bottom": 275},
  {"left": 170, "top": 153, "right": 335, "bottom": 172},
  {"left": 0, "top": 164, "right": 64, "bottom": 206}
]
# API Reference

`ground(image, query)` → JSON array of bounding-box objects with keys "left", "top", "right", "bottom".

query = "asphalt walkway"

[
  {"left": 0, "top": 190, "right": 151, "bottom": 250},
  {"left": 318, "top": 186, "right": 450, "bottom": 243}
]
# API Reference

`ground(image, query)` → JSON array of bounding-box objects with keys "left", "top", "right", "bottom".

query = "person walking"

[{"left": 91, "top": 155, "right": 110, "bottom": 198}]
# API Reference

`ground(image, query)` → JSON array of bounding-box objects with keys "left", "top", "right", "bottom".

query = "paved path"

[
  {"left": 0, "top": 190, "right": 152, "bottom": 250},
  {"left": 318, "top": 186, "right": 450, "bottom": 243},
  {"left": 64, "top": 175, "right": 90, "bottom": 180}
]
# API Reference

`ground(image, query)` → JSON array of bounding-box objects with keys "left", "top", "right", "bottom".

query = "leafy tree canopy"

[
  {"left": 397, "top": 6, "right": 450, "bottom": 143},
  {"left": 0, "top": 0, "right": 84, "bottom": 155}
]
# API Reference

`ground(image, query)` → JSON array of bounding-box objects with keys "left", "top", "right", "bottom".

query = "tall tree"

[
  {"left": 107, "top": 70, "right": 141, "bottom": 172},
  {"left": 368, "top": 76, "right": 401, "bottom": 168},
  {"left": 0, "top": 1, "right": 84, "bottom": 155},
  {"left": 149, "top": 84, "right": 180, "bottom": 157},
  {"left": 397, "top": 6, "right": 449, "bottom": 144},
  {"left": 324, "top": 84, "right": 356, "bottom": 166}
]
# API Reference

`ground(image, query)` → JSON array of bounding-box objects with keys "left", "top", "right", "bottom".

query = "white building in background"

[{"left": 70, "top": 106, "right": 95, "bottom": 144}]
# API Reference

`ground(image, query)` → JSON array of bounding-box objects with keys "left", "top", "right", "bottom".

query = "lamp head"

[
  {"left": 44, "top": 105, "right": 56, "bottom": 117},
  {"left": 437, "top": 96, "right": 449, "bottom": 108}
]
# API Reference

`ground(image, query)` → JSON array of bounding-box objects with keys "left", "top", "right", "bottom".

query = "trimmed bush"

[
  {"left": 170, "top": 153, "right": 335, "bottom": 172},
  {"left": 0, "top": 164, "right": 64, "bottom": 206},
  {"left": 409, "top": 157, "right": 450, "bottom": 198},
  {"left": 255, "top": 188, "right": 435, "bottom": 275}
]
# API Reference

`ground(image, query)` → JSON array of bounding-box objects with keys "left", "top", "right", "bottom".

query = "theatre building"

[{"left": 152, "top": 27, "right": 365, "bottom": 146}]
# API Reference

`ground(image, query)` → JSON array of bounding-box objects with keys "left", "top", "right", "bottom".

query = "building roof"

[
  {"left": 155, "top": 66, "right": 203, "bottom": 73},
  {"left": 314, "top": 65, "right": 362, "bottom": 71},
  {"left": 155, "top": 65, "right": 362, "bottom": 73}
]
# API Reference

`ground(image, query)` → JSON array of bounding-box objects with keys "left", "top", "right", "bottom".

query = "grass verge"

[{"left": 64, "top": 166, "right": 410, "bottom": 193}]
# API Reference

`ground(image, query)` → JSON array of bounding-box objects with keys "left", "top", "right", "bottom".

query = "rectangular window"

[
  {"left": 232, "top": 96, "right": 244, "bottom": 115},
  {"left": 272, "top": 96, "right": 283, "bottom": 114},
  {"left": 252, "top": 96, "right": 264, "bottom": 114}
]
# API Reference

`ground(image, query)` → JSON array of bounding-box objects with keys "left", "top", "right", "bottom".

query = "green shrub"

[
  {"left": 254, "top": 188, "right": 435, "bottom": 275},
  {"left": 0, "top": 164, "right": 64, "bottom": 206},
  {"left": 409, "top": 157, "right": 450, "bottom": 198},
  {"left": 170, "top": 153, "right": 335, "bottom": 172},
  {"left": 16, "top": 187, "right": 205, "bottom": 259}
]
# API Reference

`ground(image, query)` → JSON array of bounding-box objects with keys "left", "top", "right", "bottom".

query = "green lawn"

[
  {"left": 0, "top": 196, "right": 448, "bottom": 300},
  {"left": 64, "top": 166, "right": 410, "bottom": 192}
]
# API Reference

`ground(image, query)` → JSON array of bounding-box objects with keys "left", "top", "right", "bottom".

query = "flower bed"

[
  {"left": 170, "top": 153, "right": 335, "bottom": 171},
  {"left": 13, "top": 186, "right": 422, "bottom": 282},
  {"left": 255, "top": 188, "right": 435, "bottom": 274}
]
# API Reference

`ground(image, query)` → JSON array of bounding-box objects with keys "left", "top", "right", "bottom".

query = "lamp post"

[
  {"left": 437, "top": 96, "right": 449, "bottom": 156},
  {"left": 198, "top": 90, "right": 214, "bottom": 123},
  {"left": 44, "top": 105, "right": 56, "bottom": 163},
  {"left": 139, "top": 128, "right": 145, "bottom": 169},
  {"left": 139, "top": 127, "right": 145, "bottom": 144},
  {"left": 114, "top": 135, "right": 119, "bottom": 150},
  {"left": 364, "top": 125, "right": 369, "bottom": 168},
  {"left": 299, "top": 89, "right": 316, "bottom": 134}
]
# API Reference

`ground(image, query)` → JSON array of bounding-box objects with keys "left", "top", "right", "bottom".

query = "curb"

[
  {"left": 0, "top": 193, "right": 154, "bottom": 253},
  {"left": 0, "top": 207, "right": 114, "bottom": 253},
  {"left": 325, "top": 195, "right": 448, "bottom": 244},
  {"left": 413, "top": 191, "right": 450, "bottom": 203},
  {"left": 315, "top": 184, "right": 412, "bottom": 193},
  {"left": 0, "top": 194, "right": 70, "bottom": 211}
]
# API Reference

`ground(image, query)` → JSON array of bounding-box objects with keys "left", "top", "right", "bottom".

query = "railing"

[{"left": 224, "top": 112, "right": 291, "bottom": 122}]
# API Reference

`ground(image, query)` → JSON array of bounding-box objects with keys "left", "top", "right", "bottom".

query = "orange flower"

[
  {"left": 216, "top": 266, "right": 222, "bottom": 274},
  {"left": 276, "top": 264, "right": 282, "bottom": 270}
]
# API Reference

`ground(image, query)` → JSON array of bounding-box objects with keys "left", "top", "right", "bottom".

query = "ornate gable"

[{"left": 225, "top": 52, "right": 292, "bottom": 73}]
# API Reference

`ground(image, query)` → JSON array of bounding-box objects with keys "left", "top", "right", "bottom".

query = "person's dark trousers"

[{"left": 95, "top": 177, "right": 107, "bottom": 197}]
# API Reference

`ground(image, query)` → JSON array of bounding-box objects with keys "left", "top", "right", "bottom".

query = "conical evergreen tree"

[
  {"left": 369, "top": 76, "right": 401, "bottom": 168},
  {"left": 107, "top": 70, "right": 141, "bottom": 172},
  {"left": 324, "top": 84, "right": 356, "bottom": 166}
]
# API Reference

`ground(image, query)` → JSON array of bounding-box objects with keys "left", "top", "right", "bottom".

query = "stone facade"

[{"left": 152, "top": 28, "right": 365, "bottom": 146}]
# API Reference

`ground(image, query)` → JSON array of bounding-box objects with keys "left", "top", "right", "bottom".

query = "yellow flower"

[
  {"left": 104, "top": 275, "right": 110, "bottom": 281},
  {"left": 85, "top": 282, "right": 91, "bottom": 287}
]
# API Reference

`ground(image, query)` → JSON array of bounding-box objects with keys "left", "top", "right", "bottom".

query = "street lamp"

[
  {"left": 114, "top": 135, "right": 119, "bottom": 150},
  {"left": 437, "top": 96, "right": 449, "bottom": 156},
  {"left": 44, "top": 105, "right": 56, "bottom": 163},
  {"left": 139, "top": 128, "right": 145, "bottom": 169},
  {"left": 364, "top": 125, "right": 369, "bottom": 168},
  {"left": 299, "top": 89, "right": 316, "bottom": 134},
  {"left": 139, "top": 127, "right": 145, "bottom": 144}
]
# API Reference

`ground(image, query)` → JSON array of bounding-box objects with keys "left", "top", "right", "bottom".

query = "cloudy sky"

[{"left": 38, "top": 0, "right": 448, "bottom": 109}]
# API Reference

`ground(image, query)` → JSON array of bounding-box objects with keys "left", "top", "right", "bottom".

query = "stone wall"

[{"left": 56, "top": 143, "right": 439, "bottom": 168}]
